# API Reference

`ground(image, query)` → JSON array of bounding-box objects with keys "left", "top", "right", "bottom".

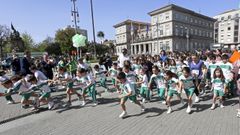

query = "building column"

[
  {"left": 149, "top": 43, "right": 152, "bottom": 54},
  {"left": 143, "top": 44, "right": 146, "bottom": 54},
  {"left": 131, "top": 45, "right": 133, "bottom": 55}
]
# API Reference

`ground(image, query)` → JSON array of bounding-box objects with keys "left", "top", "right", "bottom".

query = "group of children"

[{"left": 0, "top": 52, "right": 240, "bottom": 119}]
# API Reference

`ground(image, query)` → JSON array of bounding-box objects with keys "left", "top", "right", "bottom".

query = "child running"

[
  {"left": 117, "top": 72, "right": 145, "bottom": 118},
  {"left": 149, "top": 65, "right": 167, "bottom": 104},
  {"left": 165, "top": 70, "right": 184, "bottom": 114},
  {"left": 210, "top": 67, "right": 227, "bottom": 110},
  {"left": 55, "top": 67, "right": 81, "bottom": 106},
  {"left": 136, "top": 69, "right": 149, "bottom": 103},
  {"left": 27, "top": 75, "right": 55, "bottom": 110},
  {"left": 179, "top": 67, "right": 197, "bottom": 113}
]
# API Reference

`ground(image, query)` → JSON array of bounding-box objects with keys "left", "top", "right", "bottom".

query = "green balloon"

[{"left": 72, "top": 34, "right": 86, "bottom": 48}]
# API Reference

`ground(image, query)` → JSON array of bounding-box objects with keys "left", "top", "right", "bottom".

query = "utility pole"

[
  {"left": 71, "top": 0, "right": 80, "bottom": 58},
  {"left": 90, "top": 0, "right": 97, "bottom": 58}
]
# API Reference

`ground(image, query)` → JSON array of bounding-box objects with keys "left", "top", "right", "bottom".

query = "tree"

[
  {"left": 0, "top": 25, "right": 10, "bottom": 58},
  {"left": 45, "top": 42, "right": 62, "bottom": 55},
  {"left": 97, "top": 31, "right": 104, "bottom": 44},
  {"left": 55, "top": 27, "right": 76, "bottom": 53},
  {"left": 36, "top": 36, "right": 54, "bottom": 52},
  {"left": 21, "top": 32, "right": 35, "bottom": 50}
]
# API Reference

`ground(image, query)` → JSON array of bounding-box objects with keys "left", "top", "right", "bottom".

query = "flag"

[
  {"left": 131, "top": 21, "right": 134, "bottom": 36},
  {"left": 146, "top": 25, "right": 149, "bottom": 33}
]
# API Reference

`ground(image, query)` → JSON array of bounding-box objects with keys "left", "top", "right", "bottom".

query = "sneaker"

[
  {"left": 161, "top": 101, "right": 166, "bottom": 105},
  {"left": 220, "top": 104, "right": 225, "bottom": 108},
  {"left": 7, "top": 100, "right": 15, "bottom": 105},
  {"left": 82, "top": 101, "right": 86, "bottom": 106},
  {"left": 167, "top": 107, "right": 172, "bottom": 114},
  {"left": 48, "top": 101, "right": 55, "bottom": 110},
  {"left": 141, "top": 104, "right": 145, "bottom": 112},
  {"left": 210, "top": 104, "right": 216, "bottom": 110},
  {"left": 119, "top": 111, "right": 127, "bottom": 118},
  {"left": 237, "top": 109, "right": 240, "bottom": 118},
  {"left": 93, "top": 102, "right": 98, "bottom": 106},
  {"left": 186, "top": 106, "right": 191, "bottom": 114},
  {"left": 194, "top": 96, "right": 200, "bottom": 103},
  {"left": 142, "top": 98, "right": 146, "bottom": 103}
]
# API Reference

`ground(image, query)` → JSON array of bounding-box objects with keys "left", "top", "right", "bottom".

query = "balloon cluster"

[{"left": 72, "top": 34, "right": 87, "bottom": 48}]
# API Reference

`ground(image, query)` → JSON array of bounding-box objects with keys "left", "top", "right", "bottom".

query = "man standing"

[
  {"left": 118, "top": 48, "right": 130, "bottom": 68},
  {"left": 21, "top": 51, "right": 32, "bottom": 76},
  {"left": 39, "top": 53, "right": 54, "bottom": 79},
  {"left": 11, "top": 55, "right": 21, "bottom": 75}
]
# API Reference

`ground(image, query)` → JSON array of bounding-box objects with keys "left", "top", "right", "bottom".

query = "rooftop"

[{"left": 113, "top": 19, "right": 150, "bottom": 28}]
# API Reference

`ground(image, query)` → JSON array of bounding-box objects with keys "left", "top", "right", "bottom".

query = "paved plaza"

[{"left": 0, "top": 86, "right": 239, "bottom": 135}]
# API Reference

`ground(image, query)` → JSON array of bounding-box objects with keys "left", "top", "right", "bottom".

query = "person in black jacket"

[
  {"left": 21, "top": 51, "right": 32, "bottom": 76},
  {"left": 11, "top": 55, "right": 21, "bottom": 75},
  {"left": 39, "top": 53, "right": 54, "bottom": 79}
]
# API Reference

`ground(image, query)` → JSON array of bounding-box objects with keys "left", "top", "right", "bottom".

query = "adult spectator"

[
  {"left": 160, "top": 50, "right": 168, "bottom": 63},
  {"left": 21, "top": 51, "right": 32, "bottom": 76},
  {"left": 117, "top": 48, "right": 130, "bottom": 68},
  {"left": 189, "top": 54, "right": 204, "bottom": 103},
  {"left": 11, "top": 55, "right": 21, "bottom": 75},
  {"left": 39, "top": 53, "right": 54, "bottom": 79}
]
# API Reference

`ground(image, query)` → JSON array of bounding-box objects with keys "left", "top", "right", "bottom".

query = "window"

[
  {"left": 236, "top": 13, "right": 239, "bottom": 18},
  {"left": 175, "top": 25, "right": 179, "bottom": 35},
  {"left": 221, "top": 17, "right": 224, "bottom": 21},
  {"left": 190, "top": 28, "right": 193, "bottom": 35},
  {"left": 195, "top": 19, "right": 198, "bottom": 23},
  {"left": 160, "top": 26, "right": 163, "bottom": 36},
  {"left": 165, "top": 12, "right": 170, "bottom": 20},
  {"left": 166, "top": 24, "right": 170, "bottom": 35},
  {"left": 228, "top": 27, "right": 231, "bottom": 31},
  {"left": 228, "top": 15, "right": 231, "bottom": 19},
  {"left": 175, "top": 13, "right": 179, "bottom": 19},
  {"left": 190, "top": 18, "right": 193, "bottom": 22},
  {"left": 195, "top": 29, "right": 198, "bottom": 35}
]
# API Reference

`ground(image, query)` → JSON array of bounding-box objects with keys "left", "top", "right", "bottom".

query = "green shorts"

[
  {"left": 168, "top": 89, "right": 179, "bottom": 97},
  {"left": 123, "top": 95, "right": 137, "bottom": 102},
  {"left": 22, "top": 93, "right": 31, "bottom": 100},
  {"left": 214, "top": 89, "right": 224, "bottom": 97},
  {"left": 184, "top": 87, "right": 195, "bottom": 97},
  {"left": 67, "top": 82, "right": 74, "bottom": 89},
  {"left": 157, "top": 88, "right": 166, "bottom": 100},
  {"left": 40, "top": 92, "right": 50, "bottom": 99},
  {"left": 111, "top": 78, "right": 116, "bottom": 85}
]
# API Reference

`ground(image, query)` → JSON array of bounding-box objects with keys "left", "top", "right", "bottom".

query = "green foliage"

[
  {"left": 55, "top": 27, "right": 76, "bottom": 53},
  {"left": 45, "top": 42, "right": 62, "bottom": 55},
  {"left": 21, "top": 32, "right": 35, "bottom": 50}
]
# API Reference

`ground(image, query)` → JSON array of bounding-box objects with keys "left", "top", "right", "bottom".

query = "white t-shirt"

[
  {"left": 167, "top": 78, "right": 179, "bottom": 91},
  {"left": 15, "top": 80, "right": 30, "bottom": 93},
  {"left": 78, "top": 63, "right": 89, "bottom": 70},
  {"left": 34, "top": 70, "right": 47, "bottom": 81},
  {"left": 179, "top": 75, "right": 195, "bottom": 89},
  {"left": 138, "top": 74, "right": 148, "bottom": 87},
  {"left": 118, "top": 53, "right": 130, "bottom": 68},
  {"left": 36, "top": 80, "right": 51, "bottom": 93},
  {"left": 125, "top": 71, "right": 137, "bottom": 84},
  {"left": 121, "top": 81, "right": 136, "bottom": 96},
  {"left": 149, "top": 74, "right": 166, "bottom": 89}
]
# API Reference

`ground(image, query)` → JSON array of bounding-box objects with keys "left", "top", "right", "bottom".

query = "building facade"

[
  {"left": 214, "top": 9, "right": 240, "bottom": 46},
  {"left": 114, "top": 4, "right": 215, "bottom": 55}
]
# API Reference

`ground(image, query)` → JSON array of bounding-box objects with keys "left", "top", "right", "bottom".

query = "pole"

[
  {"left": 90, "top": 0, "right": 97, "bottom": 58},
  {"left": 71, "top": 0, "right": 80, "bottom": 59}
]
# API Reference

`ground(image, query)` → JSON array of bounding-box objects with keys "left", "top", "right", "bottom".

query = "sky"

[{"left": 0, "top": 0, "right": 239, "bottom": 43}]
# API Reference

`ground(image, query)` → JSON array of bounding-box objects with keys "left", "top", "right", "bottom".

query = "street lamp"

[
  {"left": 71, "top": 0, "right": 81, "bottom": 58},
  {"left": 90, "top": 0, "right": 97, "bottom": 58}
]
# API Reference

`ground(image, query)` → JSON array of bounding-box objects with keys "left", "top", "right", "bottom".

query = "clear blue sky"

[{"left": 0, "top": 0, "right": 239, "bottom": 43}]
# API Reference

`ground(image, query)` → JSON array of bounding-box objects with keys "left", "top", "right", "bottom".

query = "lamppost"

[
  {"left": 186, "top": 29, "right": 190, "bottom": 51},
  {"left": 71, "top": 0, "right": 80, "bottom": 58},
  {"left": 90, "top": 0, "right": 97, "bottom": 58}
]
